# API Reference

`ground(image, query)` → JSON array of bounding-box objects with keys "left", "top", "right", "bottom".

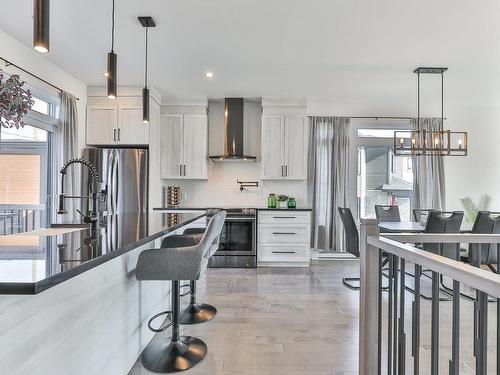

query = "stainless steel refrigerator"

[{"left": 81, "top": 148, "right": 148, "bottom": 214}]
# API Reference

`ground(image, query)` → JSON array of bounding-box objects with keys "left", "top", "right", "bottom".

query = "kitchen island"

[{"left": 0, "top": 212, "right": 205, "bottom": 375}]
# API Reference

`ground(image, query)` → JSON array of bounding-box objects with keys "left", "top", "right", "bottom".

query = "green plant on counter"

[
  {"left": 460, "top": 194, "right": 491, "bottom": 223},
  {"left": 277, "top": 194, "right": 289, "bottom": 202}
]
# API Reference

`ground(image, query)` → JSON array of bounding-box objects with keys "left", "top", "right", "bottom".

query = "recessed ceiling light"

[
  {"left": 103, "top": 72, "right": 109, "bottom": 77},
  {"left": 205, "top": 72, "right": 215, "bottom": 79}
]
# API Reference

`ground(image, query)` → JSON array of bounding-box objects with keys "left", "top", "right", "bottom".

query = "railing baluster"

[
  {"left": 412, "top": 264, "right": 421, "bottom": 375},
  {"left": 378, "top": 251, "right": 383, "bottom": 375},
  {"left": 497, "top": 250, "right": 500, "bottom": 375},
  {"left": 450, "top": 244, "right": 461, "bottom": 375},
  {"left": 393, "top": 255, "right": 399, "bottom": 373},
  {"left": 431, "top": 271, "right": 439, "bottom": 375},
  {"left": 398, "top": 258, "right": 406, "bottom": 374},
  {"left": 449, "top": 278, "right": 460, "bottom": 375},
  {"left": 388, "top": 253, "right": 394, "bottom": 375},
  {"left": 477, "top": 290, "right": 488, "bottom": 375}
]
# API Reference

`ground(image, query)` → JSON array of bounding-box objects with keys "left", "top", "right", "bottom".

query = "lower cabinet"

[{"left": 257, "top": 211, "right": 311, "bottom": 267}]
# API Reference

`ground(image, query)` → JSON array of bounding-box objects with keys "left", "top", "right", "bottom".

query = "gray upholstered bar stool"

[
  {"left": 136, "top": 211, "right": 226, "bottom": 373},
  {"left": 166, "top": 224, "right": 223, "bottom": 324}
]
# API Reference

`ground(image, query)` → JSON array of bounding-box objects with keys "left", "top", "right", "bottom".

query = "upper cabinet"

[
  {"left": 261, "top": 113, "right": 308, "bottom": 180},
  {"left": 86, "top": 94, "right": 153, "bottom": 146},
  {"left": 160, "top": 112, "right": 208, "bottom": 179}
]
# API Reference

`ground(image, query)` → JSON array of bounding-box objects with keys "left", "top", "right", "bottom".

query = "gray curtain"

[
  {"left": 308, "top": 117, "right": 350, "bottom": 252},
  {"left": 411, "top": 118, "right": 446, "bottom": 213},
  {"left": 55, "top": 92, "right": 79, "bottom": 222}
]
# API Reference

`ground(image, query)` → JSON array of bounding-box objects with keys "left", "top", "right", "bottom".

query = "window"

[
  {"left": 350, "top": 121, "right": 414, "bottom": 221},
  {"left": 0, "top": 87, "right": 57, "bottom": 234},
  {"left": 31, "top": 96, "right": 52, "bottom": 116}
]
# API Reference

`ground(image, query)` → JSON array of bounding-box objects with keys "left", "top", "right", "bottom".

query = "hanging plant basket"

[{"left": 0, "top": 69, "right": 34, "bottom": 129}]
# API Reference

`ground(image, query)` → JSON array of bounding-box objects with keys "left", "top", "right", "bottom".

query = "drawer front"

[
  {"left": 259, "top": 211, "right": 309, "bottom": 225},
  {"left": 258, "top": 225, "right": 309, "bottom": 243},
  {"left": 259, "top": 245, "right": 309, "bottom": 261}
]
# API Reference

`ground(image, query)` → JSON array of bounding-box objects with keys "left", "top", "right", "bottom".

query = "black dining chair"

[
  {"left": 338, "top": 207, "right": 390, "bottom": 291},
  {"left": 412, "top": 208, "right": 439, "bottom": 223},
  {"left": 443, "top": 211, "right": 500, "bottom": 301},
  {"left": 424, "top": 210, "right": 464, "bottom": 258},
  {"left": 338, "top": 207, "right": 360, "bottom": 290},
  {"left": 468, "top": 211, "right": 500, "bottom": 271},
  {"left": 375, "top": 205, "right": 401, "bottom": 222},
  {"left": 421, "top": 211, "right": 464, "bottom": 299}
]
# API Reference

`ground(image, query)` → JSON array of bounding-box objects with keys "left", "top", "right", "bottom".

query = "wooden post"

[{"left": 359, "top": 219, "right": 380, "bottom": 375}]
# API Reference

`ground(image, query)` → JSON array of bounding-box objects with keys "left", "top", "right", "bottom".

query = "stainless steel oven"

[{"left": 207, "top": 208, "right": 256, "bottom": 268}]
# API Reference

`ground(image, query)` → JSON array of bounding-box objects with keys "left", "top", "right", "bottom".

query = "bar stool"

[
  {"left": 136, "top": 211, "right": 226, "bottom": 373},
  {"left": 165, "top": 226, "right": 222, "bottom": 324}
]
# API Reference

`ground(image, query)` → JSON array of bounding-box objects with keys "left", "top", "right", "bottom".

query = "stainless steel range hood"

[{"left": 209, "top": 98, "right": 257, "bottom": 162}]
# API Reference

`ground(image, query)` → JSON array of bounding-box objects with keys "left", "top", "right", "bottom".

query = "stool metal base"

[
  {"left": 180, "top": 303, "right": 217, "bottom": 324},
  {"left": 141, "top": 336, "right": 207, "bottom": 373}
]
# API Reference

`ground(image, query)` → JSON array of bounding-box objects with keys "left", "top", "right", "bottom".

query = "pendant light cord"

[
  {"left": 144, "top": 27, "right": 148, "bottom": 88},
  {"left": 111, "top": 0, "right": 115, "bottom": 52}
]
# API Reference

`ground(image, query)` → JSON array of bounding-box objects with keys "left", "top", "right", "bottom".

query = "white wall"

[
  {"left": 158, "top": 100, "right": 309, "bottom": 208},
  {"left": 0, "top": 30, "right": 87, "bottom": 153}
]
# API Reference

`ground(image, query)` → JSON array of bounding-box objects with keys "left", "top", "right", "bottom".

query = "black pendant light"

[
  {"left": 107, "top": 0, "right": 117, "bottom": 99},
  {"left": 138, "top": 17, "right": 156, "bottom": 124},
  {"left": 33, "top": 0, "right": 50, "bottom": 53}
]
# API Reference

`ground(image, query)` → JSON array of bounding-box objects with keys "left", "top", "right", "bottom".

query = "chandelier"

[{"left": 394, "top": 67, "right": 467, "bottom": 156}]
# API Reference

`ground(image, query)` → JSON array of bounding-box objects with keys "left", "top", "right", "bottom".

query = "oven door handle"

[{"left": 224, "top": 217, "right": 256, "bottom": 222}]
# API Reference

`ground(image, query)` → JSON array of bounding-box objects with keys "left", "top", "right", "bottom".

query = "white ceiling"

[{"left": 1, "top": 0, "right": 500, "bottom": 109}]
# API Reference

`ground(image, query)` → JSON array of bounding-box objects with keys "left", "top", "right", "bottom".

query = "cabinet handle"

[
  {"left": 285, "top": 165, "right": 288, "bottom": 177},
  {"left": 272, "top": 250, "right": 296, "bottom": 254},
  {"left": 179, "top": 165, "right": 182, "bottom": 176},
  {"left": 113, "top": 129, "right": 116, "bottom": 142},
  {"left": 281, "top": 165, "right": 284, "bottom": 177},
  {"left": 117, "top": 128, "right": 121, "bottom": 141},
  {"left": 273, "top": 216, "right": 296, "bottom": 219},
  {"left": 183, "top": 165, "right": 186, "bottom": 176},
  {"left": 272, "top": 232, "right": 296, "bottom": 235}
]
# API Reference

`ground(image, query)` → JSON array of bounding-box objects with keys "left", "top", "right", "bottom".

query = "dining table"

[{"left": 378, "top": 221, "right": 473, "bottom": 233}]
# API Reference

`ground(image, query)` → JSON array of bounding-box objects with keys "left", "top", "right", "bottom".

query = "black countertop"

[
  {"left": 153, "top": 206, "right": 313, "bottom": 212},
  {"left": 0, "top": 212, "right": 205, "bottom": 295}
]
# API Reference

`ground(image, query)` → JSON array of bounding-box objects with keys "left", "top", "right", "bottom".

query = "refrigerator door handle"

[
  {"left": 107, "top": 151, "right": 113, "bottom": 214},
  {"left": 114, "top": 150, "right": 120, "bottom": 213}
]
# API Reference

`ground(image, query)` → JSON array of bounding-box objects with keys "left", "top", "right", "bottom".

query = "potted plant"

[
  {"left": 461, "top": 195, "right": 491, "bottom": 223},
  {"left": 277, "top": 194, "right": 289, "bottom": 209},
  {"left": 0, "top": 70, "right": 34, "bottom": 129}
]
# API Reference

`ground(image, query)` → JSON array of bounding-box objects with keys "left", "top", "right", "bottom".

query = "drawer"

[
  {"left": 258, "top": 225, "right": 309, "bottom": 243},
  {"left": 259, "top": 211, "right": 309, "bottom": 225},
  {"left": 258, "top": 245, "right": 309, "bottom": 262}
]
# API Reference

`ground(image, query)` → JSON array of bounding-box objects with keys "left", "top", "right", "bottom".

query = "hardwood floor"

[{"left": 128, "top": 260, "right": 498, "bottom": 375}]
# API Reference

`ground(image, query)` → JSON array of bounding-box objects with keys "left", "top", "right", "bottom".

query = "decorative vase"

[
  {"left": 287, "top": 197, "right": 296, "bottom": 209},
  {"left": 268, "top": 193, "right": 277, "bottom": 208}
]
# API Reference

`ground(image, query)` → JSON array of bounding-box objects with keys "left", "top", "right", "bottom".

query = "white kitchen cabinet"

[
  {"left": 86, "top": 97, "right": 150, "bottom": 146},
  {"left": 160, "top": 113, "right": 208, "bottom": 179},
  {"left": 261, "top": 116, "right": 285, "bottom": 179},
  {"left": 86, "top": 106, "right": 117, "bottom": 145},
  {"left": 118, "top": 106, "right": 149, "bottom": 145},
  {"left": 257, "top": 211, "right": 311, "bottom": 267},
  {"left": 261, "top": 115, "right": 307, "bottom": 180}
]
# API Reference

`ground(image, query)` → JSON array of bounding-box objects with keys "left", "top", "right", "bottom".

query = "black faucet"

[{"left": 57, "top": 158, "right": 104, "bottom": 230}]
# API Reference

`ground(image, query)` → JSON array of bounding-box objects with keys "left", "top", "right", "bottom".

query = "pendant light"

[
  {"left": 394, "top": 67, "right": 467, "bottom": 156},
  {"left": 33, "top": 0, "right": 50, "bottom": 53},
  {"left": 138, "top": 17, "right": 156, "bottom": 123},
  {"left": 107, "top": 0, "right": 117, "bottom": 99}
]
